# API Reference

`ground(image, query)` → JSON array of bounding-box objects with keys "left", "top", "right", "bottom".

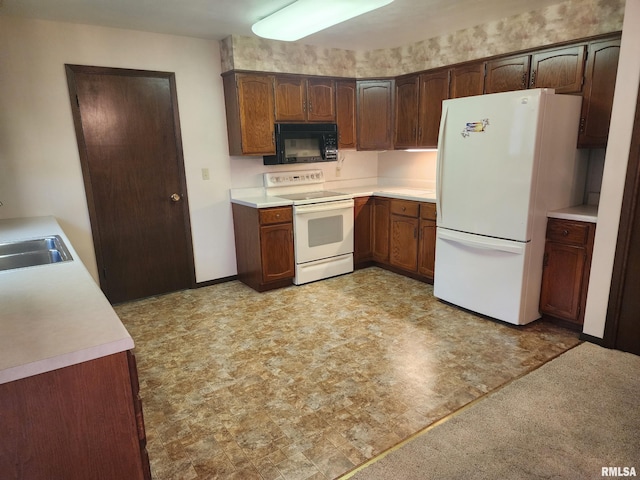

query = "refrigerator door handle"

[
  {"left": 438, "top": 228, "right": 525, "bottom": 255},
  {"left": 436, "top": 104, "right": 448, "bottom": 223}
]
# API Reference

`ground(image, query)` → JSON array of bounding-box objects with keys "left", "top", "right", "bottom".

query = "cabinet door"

[
  {"left": 485, "top": 55, "right": 530, "bottom": 94},
  {"left": 418, "top": 203, "right": 437, "bottom": 278},
  {"left": 394, "top": 75, "right": 419, "bottom": 148},
  {"left": 418, "top": 70, "right": 449, "bottom": 148},
  {"left": 578, "top": 38, "right": 621, "bottom": 148},
  {"left": 357, "top": 80, "right": 394, "bottom": 150},
  {"left": 274, "top": 76, "right": 306, "bottom": 122},
  {"left": 530, "top": 45, "right": 586, "bottom": 94},
  {"left": 233, "top": 74, "right": 275, "bottom": 155},
  {"left": 390, "top": 214, "right": 419, "bottom": 271},
  {"left": 260, "top": 223, "right": 294, "bottom": 283},
  {"left": 540, "top": 242, "right": 586, "bottom": 323},
  {"left": 354, "top": 196, "right": 373, "bottom": 265},
  {"left": 449, "top": 63, "right": 485, "bottom": 99},
  {"left": 372, "top": 198, "right": 390, "bottom": 263},
  {"left": 336, "top": 80, "right": 357, "bottom": 149},
  {"left": 307, "top": 78, "right": 336, "bottom": 122}
]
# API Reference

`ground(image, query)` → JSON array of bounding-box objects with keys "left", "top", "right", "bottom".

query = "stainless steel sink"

[{"left": 0, "top": 235, "right": 73, "bottom": 271}]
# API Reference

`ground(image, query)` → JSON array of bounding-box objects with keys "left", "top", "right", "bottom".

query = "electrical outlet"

[{"left": 201, "top": 168, "right": 210, "bottom": 180}]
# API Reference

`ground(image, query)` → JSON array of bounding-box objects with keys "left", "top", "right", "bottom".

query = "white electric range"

[{"left": 264, "top": 170, "right": 354, "bottom": 285}]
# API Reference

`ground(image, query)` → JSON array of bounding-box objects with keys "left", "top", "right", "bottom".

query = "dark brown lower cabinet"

[
  {"left": 540, "top": 218, "right": 596, "bottom": 327},
  {"left": 390, "top": 199, "right": 420, "bottom": 271},
  {"left": 354, "top": 196, "right": 373, "bottom": 266},
  {"left": 0, "top": 351, "right": 151, "bottom": 480},
  {"left": 372, "top": 198, "right": 390, "bottom": 263},
  {"left": 232, "top": 203, "right": 295, "bottom": 292},
  {"left": 418, "top": 203, "right": 437, "bottom": 278}
]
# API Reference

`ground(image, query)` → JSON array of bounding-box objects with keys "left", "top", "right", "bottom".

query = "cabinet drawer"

[
  {"left": 420, "top": 202, "right": 436, "bottom": 220},
  {"left": 259, "top": 207, "right": 292, "bottom": 225},
  {"left": 546, "top": 218, "right": 590, "bottom": 245},
  {"left": 390, "top": 199, "right": 419, "bottom": 217}
]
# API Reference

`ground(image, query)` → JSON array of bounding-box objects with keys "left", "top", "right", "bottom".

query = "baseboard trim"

[
  {"left": 195, "top": 275, "right": 237, "bottom": 288},
  {"left": 579, "top": 332, "right": 607, "bottom": 346}
]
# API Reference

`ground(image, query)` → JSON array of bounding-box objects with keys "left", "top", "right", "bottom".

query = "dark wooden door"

[
  {"left": 357, "top": 80, "right": 394, "bottom": 150},
  {"left": 394, "top": 75, "right": 419, "bottom": 148},
  {"left": 485, "top": 55, "right": 530, "bottom": 94},
  {"left": 307, "top": 78, "right": 336, "bottom": 122},
  {"left": 449, "top": 63, "right": 485, "bottom": 99},
  {"left": 605, "top": 79, "right": 640, "bottom": 355},
  {"left": 578, "top": 38, "right": 621, "bottom": 148},
  {"left": 66, "top": 65, "right": 194, "bottom": 304},
  {"left": 336, "top": 80, "right": 357, "bottom": 149},
  {"left": 530, "top": 45, "right": 586, "bottom": 94},
  {"left": 418, "top": 70, "right": 449, "bottom": 148},
  {"left": 274, "top": 76, "right": 306, "bottom": 122}
]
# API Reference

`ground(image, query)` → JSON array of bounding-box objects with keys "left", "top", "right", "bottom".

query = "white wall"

[
  {"left": 583, "top": 0, "right": 640, "bottom": 338},
  {"left": 229, "top": 150, "right": 379, "bottom": 189},
  {"left": 0, "top": 16, "right": 235, "bottom": 283}
]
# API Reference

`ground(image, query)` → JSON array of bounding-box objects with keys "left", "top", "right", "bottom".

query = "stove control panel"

[{"left": 264, "top": 170, "right": 324, "bottom": 188}]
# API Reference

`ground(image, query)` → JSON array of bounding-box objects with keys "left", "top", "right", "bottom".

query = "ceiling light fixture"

[{"left": 252, "top": 0, "right": 394, "bottom": 42}]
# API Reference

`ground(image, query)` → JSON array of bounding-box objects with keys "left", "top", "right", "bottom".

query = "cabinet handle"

[
  {"left": 562, "top": 230, "right": 569, "bottom": 236},
  {"left": 579, "top": 117, "right": 586, "bottom": 133},
  {"left": 308, "top": 101, "right": 312, "bottom": 112},
  {"left": 402, "top": 206, "right": 406, "bottom": 211},
  {"left": 530, "top": 70, "right": 536, "bottom": 87},
  {"left": 521, "top": 72, "right": 526, "bottom": 88}
]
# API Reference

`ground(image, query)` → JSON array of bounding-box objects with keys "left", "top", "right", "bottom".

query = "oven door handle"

[{"left": 293, "top": 199, "right": 354, "bottom": 214}]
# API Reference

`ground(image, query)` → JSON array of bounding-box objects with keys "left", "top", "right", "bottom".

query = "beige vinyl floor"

[{"left": 114, "top": 267, "right": 581, "bottom": 480}]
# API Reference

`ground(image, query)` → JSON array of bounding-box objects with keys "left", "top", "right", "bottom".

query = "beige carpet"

[{"left": 346, "top": 343, "right": 640, "bottom": 480}]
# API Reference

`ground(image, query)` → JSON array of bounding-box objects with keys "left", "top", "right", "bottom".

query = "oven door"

[{"left": 293, "top": 199, "right": 354, "bottom": 264}]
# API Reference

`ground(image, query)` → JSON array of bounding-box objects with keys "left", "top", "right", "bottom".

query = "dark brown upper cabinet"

[
  {"left": 578, "top": 38, "right": 621, "bottom": 148},
  {"left": 529, "top": 44, "right": 586, "bottom": 94},
  {"left": 449, "top": 63, "right": 485, "bottom": 99},
  {"left": 274, "top": 76, "right": 336, "bottom": 122},
  {"left": 417, "top": 70, "right": 449, "bottom": 148},
  {"left": 357, "top": 79, "right": 394, "bottom": 150},
  {"left": 336, "top": 79, "right": 357, "bottom": 149},
  {"left": 394, "top": 75, "right": 419, "bottom": 149},
  {"left": 394, "top": 70, "right": 449, "bottom": 149},
  {"left": 485, "top": 55, "right": 531, "bottom": 94},
  {"left": 222, "top": 72, "right": 275, "bottom": 156}
]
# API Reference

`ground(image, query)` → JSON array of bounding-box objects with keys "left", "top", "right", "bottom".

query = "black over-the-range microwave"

[{"left": 263, "top": 123, "right": 338, "bottom": 165}]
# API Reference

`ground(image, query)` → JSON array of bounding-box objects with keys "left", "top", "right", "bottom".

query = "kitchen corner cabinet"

[
  {"left": 578, "top": 38, "right": 621, "bottom": 148},
  {"left": 357, "top": 80, "right": 394, "bottom": 150},
  {"left": 485, "top": 54, "right": 530, "bottom": 94},
  {"left": 222, "top": 72, "right": 275, "bottom": 155},
  {"left": 372, "top": 197, "right": 390, "bottom": 263},
  {"left": 390, "top": 199, "right": 420, "bottom": 271},
  {"left": 354, "top": 196, "right": 374, "bottom": 266},
  {"left": 232, "top": 204, "right": 294, "bottom": 292},
  {"left": 0, "top": 351, "right": 151, "bottom": 480},
  {"left": 336, "top": 79, "right": 357, "bottom": 149},
  {"left": 274, "top": 76, "right": 336, "bottom": 123},
  {"left": 529, "top": 44, "right": 586, "bottom": 94},
  {"left": 449, "top": 62, "right": 485, "bottom": 99},
  {"left": 540, "top": 218, "right": 596, "bottom": 327}
]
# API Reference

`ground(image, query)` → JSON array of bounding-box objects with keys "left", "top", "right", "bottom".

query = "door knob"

[{"left": 170, "top": 193, "right": 182, "bottom": 202}]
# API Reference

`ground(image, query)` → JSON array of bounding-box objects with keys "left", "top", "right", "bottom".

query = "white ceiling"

[{"left": 0, "top": 0, "right": 566, "bottom": 51}]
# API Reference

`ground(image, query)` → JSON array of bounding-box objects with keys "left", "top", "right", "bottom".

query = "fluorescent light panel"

[{"left": 252, "top": 0, "right": 394, "bottom": 42}]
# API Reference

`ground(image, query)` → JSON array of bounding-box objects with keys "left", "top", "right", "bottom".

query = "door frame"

[
  {"left": 603, "top": 78, "right": 640, "bottom": 349},
  {"left": 65, "top": 64, "right": 196, "bottom": 294}
]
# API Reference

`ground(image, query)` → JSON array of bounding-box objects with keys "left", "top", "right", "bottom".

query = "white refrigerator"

[{"left": 433, "top": 88, "right": 585, "bottom": 325}]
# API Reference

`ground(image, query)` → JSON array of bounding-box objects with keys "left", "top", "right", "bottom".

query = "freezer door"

[
  {"left": 436, "top": 90, "right": 544, "bottom": 242},
  {"left": 433, "top": 228, "right": 540, "bottom": 325}
]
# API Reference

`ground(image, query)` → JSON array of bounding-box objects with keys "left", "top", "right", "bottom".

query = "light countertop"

[
  {"left": 0, "top": 216, "right": 134, "bottom": 384},
  {"left": 230, "top": 185, "right": 436, "bottom": 208},
  {"left": 547, "top": 204, "right": 598, "bottom": 223}
]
